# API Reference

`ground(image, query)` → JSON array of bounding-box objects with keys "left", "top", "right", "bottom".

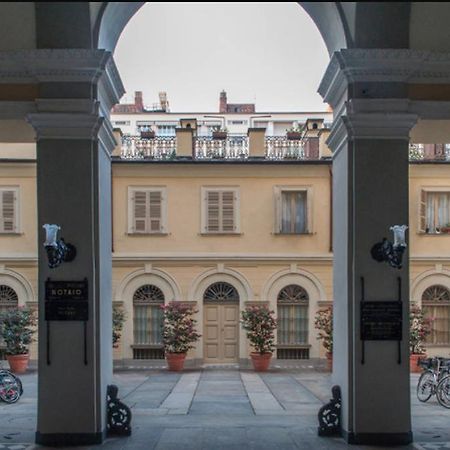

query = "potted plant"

[
  {"left": 140, "top": 126, "right": 155, "bottom": 139},
  {"left": 212, "top": 126, "right": 228, "bottom": 140},
  {"left": 241, "top": 305, "right": 277, "bottom": 372},
  {"left": 440, "top": 223, "right": 450, "bottom": 234},
  {"left": 0, "top": 307, "right": 36, "bottom": 373},
  {"left": 161, "top": 302, "right": 201, "bottom": 371},
  {"left": 286, "top": 121, "right": 304, "bottom": 140},
  {"left": 409, "top": 303, "right": 433, "bottom": 373},
  {"left": 112, "top": 305, "right": 126, "bottom": 349},
  {"left": 314, "top": 306, "right": 333, "bottom": 371}
]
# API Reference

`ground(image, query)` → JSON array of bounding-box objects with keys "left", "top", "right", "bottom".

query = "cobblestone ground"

[{"left": 0, "top": 367, "right": 449, "bottom": 450}]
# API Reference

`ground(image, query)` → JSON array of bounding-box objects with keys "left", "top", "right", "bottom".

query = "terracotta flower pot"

[
  {"left": 166, "top": 352, "right": 186, "bottom": 372},
  {"left": 250, "top": 352, "right": 272, "bottom": 372},
  {"left": 212, "top": 131, "right": 227, "bottom": 140},
  {"left": 326, "top": 352, "right": 333, "bottom": 372},
  {"left": 286, "top": 131, "right": 302, "bottom": 140},
  {"left": 7, "top": 354, "right": 29, "bottom": 374},
  {"left": 410, "top": 353, "right": 426, "bottom": 373},
  {"left": 140, "top": 131, "right": 155, "bottom": 139}
]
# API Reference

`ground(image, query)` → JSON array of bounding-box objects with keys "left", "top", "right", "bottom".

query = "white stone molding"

[
  {"left": 188, "top": 267, "right": 253, "bottom": 302},
  {"left": 261, "top": 267, "right": 327, "bottom": 302},
  {"left": 319, "top": 49, "right": 450, "bottom": 107},
  {"left": 411, "top": 268, "right": 450, "bottom": 303},
  {"left": 0, "top": 267, "right": 35, "bottom": 305}
]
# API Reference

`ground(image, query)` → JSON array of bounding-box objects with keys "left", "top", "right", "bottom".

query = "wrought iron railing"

[
  {"left": 121, "top": 136, "right": 176, "bottom": 160},
  {"left": 195, "top": 136, "right": 249, "bottom": 159},
  {"left": 409, "top": 143, "right": 450, "bottom": 161},
  {"left": 265, "top": 137, "right": 305, "bottom": 160}
]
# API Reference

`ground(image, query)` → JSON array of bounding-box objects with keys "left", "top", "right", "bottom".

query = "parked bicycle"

[
  {"left": 436, "top": 370, "right": 450, "bottom": 409},
  {"left": 0, "top": 369, "right": 23, "bottom": 404},
  {"left": 416, "top": 357, "right": 450, "bottom": 406}
]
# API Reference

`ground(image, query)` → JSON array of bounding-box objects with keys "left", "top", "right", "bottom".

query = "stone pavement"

[{"left": 0, "top": 366, "right": 449, "bottom": 449}]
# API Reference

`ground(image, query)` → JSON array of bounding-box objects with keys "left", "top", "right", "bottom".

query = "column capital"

[{"left": 319, "top": 49, "right": 450, "bottom": 108}]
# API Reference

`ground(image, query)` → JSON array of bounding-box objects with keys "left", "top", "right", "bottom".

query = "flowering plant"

[
  {"left": 241, "top": 305, "right": 277, "bottom": 354},
  {"left": 161, "top": 302, "right": 201, "bottom": 354},
  {"left": 409, "top": 303, "right": 433, "bottom": 355},
  {"left": 112, "top": 304, "right": 126, "bottom": 348},
  {"left": 0, "top": 307, "right": 36, "bottom": 355},
  {"left": 314, "top": 307, "right": 333, "bottom": 353}
]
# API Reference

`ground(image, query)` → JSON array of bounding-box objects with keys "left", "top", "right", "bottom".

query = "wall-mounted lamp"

[
  {"left": 371, "top": 225, "right": 408, "bottom": 270},
  {"left": 43, "top": 224, "right": 76, "bottom": 269}
]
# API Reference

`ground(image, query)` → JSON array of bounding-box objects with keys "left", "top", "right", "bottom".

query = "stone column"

[
  {"left": 25, "top": 50, "right": 124, "bottom": 446},
  {"left": 319, "top": 51, "right": 418, "bottom": 446}
]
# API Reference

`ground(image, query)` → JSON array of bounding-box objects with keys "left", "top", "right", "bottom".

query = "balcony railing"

[
  {"left": 409, "top": 143, "right": 450, "bottom": 161},
  {"left": 265, "top": 137, "right": 305, "bottom": 160},
  {"left": 121, "top": 136, "right": 176, "bottom": 159},
  {"left": 195, "top": 136, "right": 249, "bottom": 159}
]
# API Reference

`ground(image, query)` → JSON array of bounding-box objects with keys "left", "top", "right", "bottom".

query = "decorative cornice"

[{"left": 319, "top": 49, "right": 450, "bottom": 108}]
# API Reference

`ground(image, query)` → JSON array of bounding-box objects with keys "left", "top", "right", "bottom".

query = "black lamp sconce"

[
  {"left": 371, "top": 225, "right": 408, "bottom": 270},
  {"left": 43, "top": 224, "right": 77, "bottom": 269}
]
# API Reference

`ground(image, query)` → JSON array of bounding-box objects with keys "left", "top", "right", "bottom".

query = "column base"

[
  {"left": 342, "top": 430, "right": 413, "bottom": 446},
  {"left": 35, "top": 430, "right": 106, "bottom": 446}
]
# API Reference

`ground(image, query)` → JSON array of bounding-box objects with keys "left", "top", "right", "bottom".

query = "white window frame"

[
  {"left": 418, "top": 187, "right": 450, "bottom": 234},
  {"left": 0, "top": 186, "right": 19, "bottom": 234},
  {"left": 201, "top": 186, "right": 240, "bottom": 234},
  {"left": 274, "top": 186, "right": 313, "bottom": 234},
  {"left": 127, "top": 186, "right": 168, "bottom": 235}
]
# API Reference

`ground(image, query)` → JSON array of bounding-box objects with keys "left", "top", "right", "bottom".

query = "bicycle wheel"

[
  {"left": 0, "top": 372, "right": 21, "bottom": 404},
  {"left": 437, "top": 375, "right": 450, "bottom": 409},
  {"left": 417, "top": 370, "right": 435, "bottom": 402}
]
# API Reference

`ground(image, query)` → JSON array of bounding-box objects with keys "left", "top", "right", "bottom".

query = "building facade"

[{"left": 1, "top": 105, "right": 450, "bottom": 365}]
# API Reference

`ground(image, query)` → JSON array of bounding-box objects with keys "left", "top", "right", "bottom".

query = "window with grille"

[
  {"left": 419, "top": 190, "right": 450, "bottom": 234},
  {"left": 422, "top": 285, "right": 450, "bottom": 345},
  {"left": 0, "top": 285, "right": 18, "bottom": 351},
  {"left": 274, "top": 187, "right": 311, "bottom": 234},
  {"left": 133, "top": 285, "right": 164, "bottom": 348},
  {"left": 203, "top": 282, "right": 239, "bottom": 303},
  {"left": 277, "top": 285, "right": 309, "bottom": 347},
  {"left": 128, "top": 187, "right": 167, "bottom": 234},
  {"left": 202, "top": 187, "right": 239, "bottom": 234},
  {"left": 0, "top": 188, "right": 19, "bottom": 233}
]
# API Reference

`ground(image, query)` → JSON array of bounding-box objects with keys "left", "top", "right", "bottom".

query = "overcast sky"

[{"left": 114, "top": 2, "right": 329, "bottom": 112}]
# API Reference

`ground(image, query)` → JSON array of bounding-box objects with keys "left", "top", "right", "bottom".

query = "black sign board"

[
  {"left": 45, "top": 301, "right": 89, "bottom": 321},
  {"left": 361, "top": 301, "right": 402, "bottom": 341},
  {"left": 45, "top": 279, "right": 88, "bottom": 301}
]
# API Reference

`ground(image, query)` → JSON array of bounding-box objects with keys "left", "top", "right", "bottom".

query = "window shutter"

[
  {"left": 1, "top": 190, "right": 15, "bottom": 233},
  {"left": 206, "top": 191, "right": 220, "bottom": 232},
  {"left": 222, "top": 191, "right": 235, "bottom": 232},
  {"left": 149, "top": 191, "right": 162, "bottom": 232},
  {"left": 133, "top": 191, "right": 148, "bottom": 233},
  {"left": 419, "top": 190, "right": 426, "bottom": 233}
]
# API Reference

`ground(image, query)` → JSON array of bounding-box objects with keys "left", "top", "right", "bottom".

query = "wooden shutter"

[
  {"left": 206, "top": 191, "right": 220, "bottom": 232},
  {"left": 149, "top": 191, "right": 162, "bottom": 232},
  {"left": 133, "top": 191, "right": 148, "bottom": 233},
  {"left": 221, "top": 191, "right": 235, "bottom": 232},
  {"left": 418, "top": 189, "right": 426, "bottom": 233},
  {"left": 1, "top": 190, "right": 16, "bottom": 233}
]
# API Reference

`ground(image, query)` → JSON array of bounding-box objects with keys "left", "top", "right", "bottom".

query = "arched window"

[
  {"left": 277, "top": 285, "right": 309, "bottom": 359},
  {"left": 203, "top": 282, "right": 239, "bottom": 303},
  {"left": 0, "top": 285, "right": 18, "bottom": 350},
  {"left": 133, "top": 285, "right": 164, "bottom": 349},
  {"left": 422, "top": 285, "right": 450, "bottom": 345}
]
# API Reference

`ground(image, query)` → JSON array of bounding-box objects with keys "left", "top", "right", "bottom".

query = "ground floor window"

[
  {"left": 277, "top": 284, "right": 309, "bottom": 359},
  {"left": 133, "top": 284, "right": 164, "bottom": 359},
  {"left": 422, "top": 285, "right": 450, "bottom": 345},
  {"left": 0, "top": 285, "right": 18, "bottom": 358}
]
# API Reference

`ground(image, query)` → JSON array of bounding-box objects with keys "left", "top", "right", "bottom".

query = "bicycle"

[
  {"left": 0, "top": 369, "right": 23, "bottom": 404},
  {"left": 436, "top": 371, "right": 450, "bottom": 408},
  {"left": 416, "top": 357, "right": 450, "bottom": 403}
]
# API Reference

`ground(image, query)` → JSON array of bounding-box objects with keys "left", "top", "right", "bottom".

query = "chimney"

[
  {"left": 159, "top": 91, "right": 169, "bottom": 112},
  {"left": 134, "top": 91, "right": 144, "bottom": 112},
  {"left": 219, "top": 90, "right": 227, "bottom": 113}
]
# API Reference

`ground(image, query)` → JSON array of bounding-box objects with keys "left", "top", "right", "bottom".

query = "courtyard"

[{"left": 0, "top": 366, "right": 449, "bottom": 450}]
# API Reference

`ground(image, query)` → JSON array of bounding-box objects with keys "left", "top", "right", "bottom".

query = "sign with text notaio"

[
  {"left": 361, "top": 301, "right": 402, "bottom": 341},
  {"left": 45, "top": 279, "right": 88, "bottom": 301}
]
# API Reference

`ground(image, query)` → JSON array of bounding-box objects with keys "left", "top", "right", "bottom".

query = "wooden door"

[{"left": 204, "top": 304, "right": 239, "bottom": 363}]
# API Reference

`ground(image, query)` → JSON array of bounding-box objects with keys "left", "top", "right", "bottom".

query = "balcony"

[
  {"left": 195, "top": 136, "right": 249, "bottom": 159},
  {"left": 121, "top": 136, "right": 177, "bottom": 159},
  {"left": 409, "top": 144, "right": 450, "bottom": 161}
]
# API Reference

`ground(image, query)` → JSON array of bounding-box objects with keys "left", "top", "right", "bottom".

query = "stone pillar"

[
  {"left": 248, "top": 128, "right": 266, "bottom": 158},
  {"left": 319, "top": 51, "right": 418, "bottom": 446},
  {"left": 25, "top": 50, "right": 124, "bottom": 446}
]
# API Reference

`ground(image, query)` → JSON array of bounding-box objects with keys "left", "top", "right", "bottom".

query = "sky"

[{"left": 113, "top": 2, "right": 330, "bottom": 112}]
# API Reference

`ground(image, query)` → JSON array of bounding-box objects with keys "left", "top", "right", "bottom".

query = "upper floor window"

[
  {"left": 201, "top": 187, "right": 240, "bottom": 234},
  {"left": 128, "top": 187, "right": 167, "bottom": 234},
  {"left": 422, "top": 285, "right": 450, "bottom": 345},
  {"left": 0, "top": 187, "right": 19, "bottom": 234},
  {"left": 419, "top": 189, "right": 450, "bottom": 234},
  {"left": 274, "top": 186, "right": 312, "bottom": 234},
  {"left": 157, "top": 125, "right": 176, "bottom": 137}
]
